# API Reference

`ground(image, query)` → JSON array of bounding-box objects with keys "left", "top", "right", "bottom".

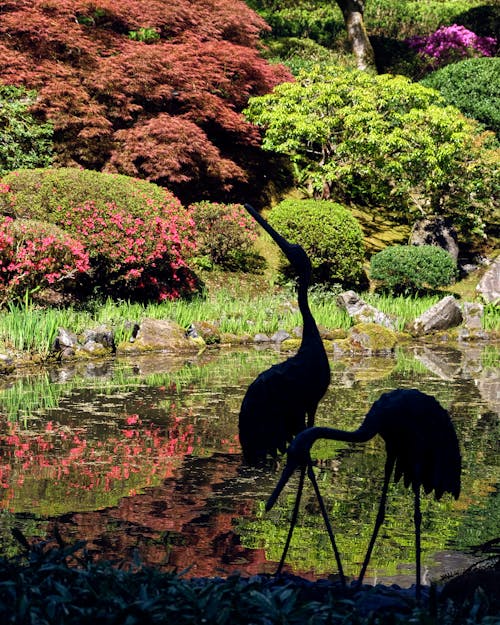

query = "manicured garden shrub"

[
  {"left": 370, "top": 244, "right": 457, "bottom": 294},
  {"left": 422, "top": 57, "right": 500, "bottom": 138},
  {"left": 0, "top": 85, "right": 53, "bottom": 176},
  {"left": 267, "top": 199, "right": 365, "bottom": 286},
  {"left": 0, "top": 217, "right": 90, "bottom": 305},
  {"left": 0, "top": 168, "right": 199, "bottom": 301},
  {"left": 189, "top": 202, "right": 263, "bottom": 272}
]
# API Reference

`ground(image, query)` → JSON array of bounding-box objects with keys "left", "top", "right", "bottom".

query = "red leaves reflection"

[{"left": 0, "top": 412, "right": 210, "bottom": 509}]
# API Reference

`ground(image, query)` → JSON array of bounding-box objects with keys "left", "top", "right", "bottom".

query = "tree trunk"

[{"left": 336, "top": 0, "right": 375, "bottom": 71}]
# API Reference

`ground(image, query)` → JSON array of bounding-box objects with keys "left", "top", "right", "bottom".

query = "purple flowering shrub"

[{"left": 407, "top": 24, "right": 497, "bottom": 69}]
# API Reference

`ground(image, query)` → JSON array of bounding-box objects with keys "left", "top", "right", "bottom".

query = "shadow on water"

[{"left": 0, "top": 343, "right": 498, "bottom": 585}]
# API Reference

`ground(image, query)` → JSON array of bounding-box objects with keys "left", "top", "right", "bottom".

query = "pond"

[{"left": 0, "top": 343, "right": 498, "bottom": 587}]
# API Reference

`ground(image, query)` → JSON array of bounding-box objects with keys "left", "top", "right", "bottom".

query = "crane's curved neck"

[{"left": 302, "top": 424, "right": 377, "bottom": 448}]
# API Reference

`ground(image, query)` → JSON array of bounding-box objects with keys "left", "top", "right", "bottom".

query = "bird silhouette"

[
  {"left": 238, "top": 203, "right": 343, "bottom": 579},
  {"left": 266, "top": 388, "right": 461, "bottom": 597}
]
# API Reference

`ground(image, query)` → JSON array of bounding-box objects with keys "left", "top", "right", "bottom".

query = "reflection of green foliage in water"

[
  {"left": 392, "top": 348, "right": 430, "bottom": 377},
  {"left": 0, "top": 349, "right": 280, "bottom": 421},
  {"left": 0, "top": 345, "right": 498, "bottom": 578},
  {"left": 0, "top": 510, "right": 48, "bottom": 559},
  {"left": 481, "top": 344, "right": 499, "bottom": 369},
  {"left": 239, "top": 441, "right": 462, "bottom": 578}
]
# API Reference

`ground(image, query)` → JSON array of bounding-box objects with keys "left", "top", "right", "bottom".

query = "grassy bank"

[{"left": 0, "top": 274, "right": 498, "bottom": 360}]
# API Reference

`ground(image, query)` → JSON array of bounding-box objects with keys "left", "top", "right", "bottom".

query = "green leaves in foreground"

[{"left": 0, "top": 537, "right": 497, "bottom": 624}]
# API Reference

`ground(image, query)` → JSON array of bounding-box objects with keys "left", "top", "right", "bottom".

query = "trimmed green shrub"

[
  {"left": 246, "top": 1, "right": 344, "bottom": 47},
  {"left": 267, "top": 199, "right": 365, "bottom": 286},
  {"left": 422, "top": 57, "right": 500, "bottom": 138},
  {"left": 0, "top": 85, "right": 53, "bottom": 176},
  {"left": 0, "top": 217, "right": 90, "bottom": 305},
  {"left": 0, "top": 168, "right": 199, "bottom": 301},
  {"left": 370, "top": 244, "right": 457, "bottom": 294},
  {"left": 264, "top": 37, "right": 357, "bottom": 75},
  {"left": 0, "top": 168, "right": 173, "bottom": 221},
  {"left": 189, "top": 202, "right": 264, "bottom": 272}
]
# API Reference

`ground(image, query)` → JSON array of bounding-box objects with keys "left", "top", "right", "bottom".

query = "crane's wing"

[
  {"left": 238, "top": 358, "right": 309, "bottom": 464},
  {"left": 386, "top": 390, "right": 461, "bottom": 500}
]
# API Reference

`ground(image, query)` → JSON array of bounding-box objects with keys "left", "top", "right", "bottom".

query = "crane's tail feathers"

[{"left": 265, "top": 460, "right": 299, "bottom": 511}]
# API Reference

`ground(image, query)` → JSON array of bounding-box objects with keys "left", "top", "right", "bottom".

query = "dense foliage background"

[
  {"left": 0, "top": 0, "right": 291, "bottom": 204},
  {"left": 0, "top": 0, "right": 498, "bottom": 302}
]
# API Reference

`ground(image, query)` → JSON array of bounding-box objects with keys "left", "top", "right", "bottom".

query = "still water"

[{"left": 0, "top": 343, "right": 498, "bottom": 586}]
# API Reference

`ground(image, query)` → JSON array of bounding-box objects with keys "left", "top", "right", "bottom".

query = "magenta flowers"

[{"left": 407, "top": 24, "right": 497, "bottom": 68}]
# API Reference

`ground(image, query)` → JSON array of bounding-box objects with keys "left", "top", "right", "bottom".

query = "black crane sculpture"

[
  {"left": 238, "top": 203, "right": 343, "bottom": 579},
  {"left": 266, "top": 388, "right": 461, "bottom": 597}
]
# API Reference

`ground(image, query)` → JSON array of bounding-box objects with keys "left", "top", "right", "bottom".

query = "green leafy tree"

[
  {"left": 0, "top": 85, "right": 53, "bottom": 175},
  {"left": 244, "top": 66, "right": 499, "bottom": 240}
]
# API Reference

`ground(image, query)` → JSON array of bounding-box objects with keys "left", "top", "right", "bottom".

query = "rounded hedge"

[
  {"left": 370, "top": 244, "right": 457, "bottom": 294},
  {"left": 421, "top": 57, "right": 500, "bottom": 138},
  {"left": 267, "top": 199, "right": 365, "bottom": 286},
  {"left": 0, "top": 168, "right": 198, "bottom": 301}
]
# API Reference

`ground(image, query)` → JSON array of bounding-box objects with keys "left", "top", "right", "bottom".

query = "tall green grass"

[{"left": 0, "top": 290, "right": 497, "bottom": 358}]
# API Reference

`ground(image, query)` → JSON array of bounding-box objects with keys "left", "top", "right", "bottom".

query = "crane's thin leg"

[
  {"left": 306, "top": 462, "right": 346, "bottom": 586},
  {"left": 414, "top": 485, "right": 422, "bottom": 601},
  {"left": 357, "top": 457, "right": 394, "bottom": 588},
  {"left": 276, "top": 464, "right": 306, "bottom": 574}
]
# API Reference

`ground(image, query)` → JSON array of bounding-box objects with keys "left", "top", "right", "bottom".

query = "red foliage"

[{"left": 0, "top": 0, "right": 292, "bottom": 201}]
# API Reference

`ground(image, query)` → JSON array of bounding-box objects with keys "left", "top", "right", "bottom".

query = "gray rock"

[
  {"left": 271, "top": 330, "right": 291, "bottom": 343},
  {"left": 82, "top": 325, "right": 115, "bottom": 349},
  {"left": 462, "top": 302, "right": 484, "bottom": 330},
  {"left": 476, "top": 257, "right": 500, "bottom": 304},
  {"left": 54, "top": 327, "right": 78, "bottom": 350},
  {"left": 253, "top": 333, "right": 271, "bottom": 343},
  {"left": 409, "top": 217, "right": 459, "bottom": 260},
  {"left": 412, "top": 296, "right": 463, "bottom": 335},
  {"left": 458, "top": 302, "right": 488, "bottom": 341},
  {"left": 80, "top": 340, "right": 106, "bottom": 354},
  {"left": 119, "top": 318, "right": 200, "bottom": 353},
  {"left": 337, "top": 290, "right": 396, "bottom": 329},
  {"left": 0, "top": 353, "right": 14, "bottom": 375}
]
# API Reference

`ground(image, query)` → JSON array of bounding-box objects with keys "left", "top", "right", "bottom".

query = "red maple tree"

[{"left": 0, "top": 0, "right": 292, "bottom": 202}]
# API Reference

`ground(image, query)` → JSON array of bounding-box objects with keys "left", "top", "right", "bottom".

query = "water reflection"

[{"left": 0, "top": 343, "right": 498, "bottom": 585}]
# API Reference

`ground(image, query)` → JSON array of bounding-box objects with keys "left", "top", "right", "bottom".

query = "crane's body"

[{"left": 267, "top": 388, "right": 461, "bottom": 596}]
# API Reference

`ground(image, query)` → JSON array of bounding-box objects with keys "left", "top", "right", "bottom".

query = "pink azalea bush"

[
  {"left": 190, "top": 201, "right": 262, "bottom": 271},
  {"left": 407, "top": 25, "right": 497, "bottom": 69},
  {"left": 0, "top": 217, "right": 90, "bottom": 304},
  {"left": 0, "top": 170, "right": 200, "bottom": 302},
  {"left": 54, "top": 199, "right": 199, "bottom": 301}
]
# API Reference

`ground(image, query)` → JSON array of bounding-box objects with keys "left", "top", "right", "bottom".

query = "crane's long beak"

[
  {"left": 265, "top": 460, "right": 299, "bottom": 511},
  {"left": 244, "top": 203, "right": 293, "bottom": 258}
]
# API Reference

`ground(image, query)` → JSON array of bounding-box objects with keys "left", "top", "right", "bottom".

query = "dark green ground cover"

[{"left": 1, "top": 534, "right": 498, "bottom": 625}]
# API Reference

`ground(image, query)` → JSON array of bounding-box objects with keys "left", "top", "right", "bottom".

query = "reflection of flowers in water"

[{"left": 0, "top": 411, "right": 221, "bottom": 510}]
